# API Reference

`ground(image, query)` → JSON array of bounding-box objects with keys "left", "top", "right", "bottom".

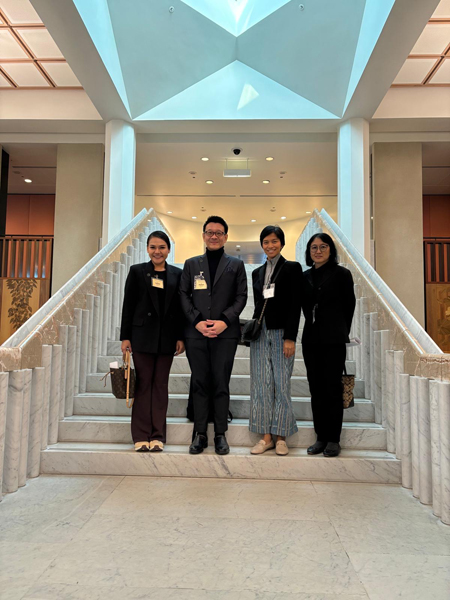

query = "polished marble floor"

[{"left": 0, "top": 475, "right": 449, "bottom": 600}]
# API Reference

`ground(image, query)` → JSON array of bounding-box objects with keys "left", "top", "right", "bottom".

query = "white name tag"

[
  {"left": 263, "top": 284, "right": 275, "bottom": 299},
  {"left": 152, "top": 277, "right": 164, "bottom": 289},
  {"left": 194, "top": 272, "right": 208, "bottom": 290}
]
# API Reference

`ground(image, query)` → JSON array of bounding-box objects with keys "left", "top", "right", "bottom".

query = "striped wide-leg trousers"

[{"left": 249, "top": 321, "right": 298, "bottom": 437}]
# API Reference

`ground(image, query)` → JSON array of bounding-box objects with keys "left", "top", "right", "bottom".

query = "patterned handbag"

[
  {"left": 103, "top": 350, "right": 136, "bottom": 408},
  {"left": 342, "top": 365, "right": 355, "bottom": 409}
]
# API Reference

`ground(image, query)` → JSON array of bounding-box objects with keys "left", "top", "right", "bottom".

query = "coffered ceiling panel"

[
  {"left": 18, "top": 27, "right": 64, "bottom": 58},
  {"left": 1, "top": 0, "right": 41, "bottom": 23},
  {"left": 393, "top": 58, "right": 437, "bottom": 84},
  {"left": 0, "top": 29, "right": 28, "bottom": 58},
  {"left": 433, "top": 0, "right": 450, "bottom": 18},
  {"left": 0, "top": 62, "right": 50, "bottom": 86},
  {"left": 411, "top": 23, "right": 450, "bottom": 54},
  {"left": 0, "top": 70, "right": 12, "bottom": 86},
  {"left": 42, "top": 62, "right": 81, "bottom": 86},
  {"left": 430, "top": 58, "right": 450, "bottom": 82}
]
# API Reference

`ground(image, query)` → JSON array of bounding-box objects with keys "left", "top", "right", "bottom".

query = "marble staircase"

[{"left": 40, "top": 265, "right": 401, "bottom": 485}]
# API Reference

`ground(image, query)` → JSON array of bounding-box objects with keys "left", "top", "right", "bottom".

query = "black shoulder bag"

[{"left": 241, "top": 262, "right": 284, "bottom": 344}]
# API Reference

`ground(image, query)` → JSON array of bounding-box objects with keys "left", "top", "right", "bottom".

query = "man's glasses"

[
  {"left": 204, "top": 231, "right": 225, "bottom": 238},
  {"left": 310, "top": 244, "right": 329, "bottom": 253}
]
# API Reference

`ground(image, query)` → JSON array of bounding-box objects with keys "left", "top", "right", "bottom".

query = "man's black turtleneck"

[{"left": 206, "top": 247, "right": 224, "bottom": 285}]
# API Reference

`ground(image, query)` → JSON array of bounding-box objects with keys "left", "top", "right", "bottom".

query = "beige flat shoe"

[
  {"left": 276, "top": 440, "right": 289, "bottom": 456},
  {"left": 134, "top": 441, "right": 150, "bottom": 452},
  {"left": 250, "top": 439, "right": 275, "bottom": 455},
  {"left": 149, "top": 440, "right": 164, "bottom": 452}
]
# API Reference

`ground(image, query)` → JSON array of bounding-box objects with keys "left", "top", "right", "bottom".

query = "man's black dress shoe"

[
  {"left": 323, "top": 442, "right": 341, "bottom": 457},
  {"left": 307, "top": 441, "right": 327, "bottom": 455},
  {"left": 214, "top": 434, "right": 230, "bottom": 455},
  {"left": 189, "top": 433, "right": 208, "bottom": 455}
]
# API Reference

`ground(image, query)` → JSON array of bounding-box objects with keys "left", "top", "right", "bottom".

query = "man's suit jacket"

[
  {"left": 180, "top": 252, "right": 247, "bottom": 339},
  {"left": 252, "top": 255, "right": 303, "bottom": 341},
  {"left": 301, "top": 263, "right": 356, "bottom": 345},
  {"left": 120, "top": 262, "right": 184, "bottom": 354}
]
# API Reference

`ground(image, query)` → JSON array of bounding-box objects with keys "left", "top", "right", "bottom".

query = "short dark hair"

[
  {"left": 203, "top": 215, "right": 228, "bottom": 234},
  {"left": 147, "top": 230, "right": 171, "bottom": 250},
  {"left": 305, "top": 233, "right": 338, "bottom": 267},
  {"left": 259, "top": 225, "right": 285, "bottom": 248}
]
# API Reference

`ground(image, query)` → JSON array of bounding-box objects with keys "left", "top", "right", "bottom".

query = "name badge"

[
  {"left": 263, "top": 284, "right": 275, "bottom": 299},
  {"left": 194, "top": 271, "right": 208, "bottom": 290},
  {"left": 152, "top": 277, "right": 164, "bottom": 289}
]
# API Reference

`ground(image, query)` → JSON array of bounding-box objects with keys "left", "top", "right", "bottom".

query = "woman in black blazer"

[
  {"left": 302, "top": 233, "right": 356, "bottom": 457},
  {"left": 249, "top": 226, "right": 302, "bottom": 456},
  {"left": 120, "top": 230, "right": 184, "bottom": 452}
]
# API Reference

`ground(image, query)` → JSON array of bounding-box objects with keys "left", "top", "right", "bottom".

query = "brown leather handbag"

[
  {"left": 103, "top": 350, "right": 136, "bottom": 408},
  {"left": 342, "top": 365, "right": 355, "bottom": 409}
]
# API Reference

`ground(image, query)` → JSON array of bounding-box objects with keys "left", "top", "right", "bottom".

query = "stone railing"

[
  {"left": 0, "top": 208, "right": 174, "bottom": 500},
  {"left": 297, "top": 209, "right": 449, "bottom": 525}
]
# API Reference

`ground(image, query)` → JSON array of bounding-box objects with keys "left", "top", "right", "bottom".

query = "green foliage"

[{"left": 6, "top": 279, "right": 38, "bottom": 331}]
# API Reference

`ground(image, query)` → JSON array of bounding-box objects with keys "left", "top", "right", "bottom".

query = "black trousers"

[
  {"left": 185, "top": 337, "right": 238, "bottom": 433},
  {"left": 131, "top": 352, "right": 174, "bottom": 443},
  {"left": 302, "top": 344, "right": 346, "bottom": 443}
]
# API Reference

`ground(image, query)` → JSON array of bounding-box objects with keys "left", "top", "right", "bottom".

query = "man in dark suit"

[{"left": 180, "top": 216, "right": 247, "bottom": 455}]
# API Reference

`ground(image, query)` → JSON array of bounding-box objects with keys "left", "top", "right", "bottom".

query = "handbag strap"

[
  {"left": 125, "top": 350, "right": 134, "bottom": 408},
  {"left": 258, "top": 261, "right": 285, "bottom": 325}
]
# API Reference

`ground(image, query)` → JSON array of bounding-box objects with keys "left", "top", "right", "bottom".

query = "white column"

[
  {"left": 102, "top": 120, "right": 136, "bottom": 245},
  {"left": 337, "top": 118, "right": 370, "bottom": 259}
]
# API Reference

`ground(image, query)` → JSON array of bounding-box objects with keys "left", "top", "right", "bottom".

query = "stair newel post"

[
  {"left": 112, "top": 261, "right": 121, "bottom": 334},
  {"left": 105, "top": 271, "right": 114, "bottom": 340},
  {"left": 363, "top": 313, "right": 371, "bottom": 399},
  {"left": 429, "top": 380, "right": 441, "bottom": 518},
  {"left": 3, "top": 370, "right": 25, "bottom": 494},
  {"left": 359, "top": 297, "right": 369, "bottom": 380},
  {"left": 374, "top": 330, "right": 383, "bottom": 425},
  {"left": 409, "top": 376, "right": 420, "bottom": 498},
  {"left": 65, "top": 325, "right": 77, "bottom": 417},
  {"left": 438, "top": 381, "right": 450, "bottom": 525},
  {"left": 132, "top": 237, "right": 140, "bottom": 266},
  {"left": 139, "top": 232, "right": 146, "bottom": 263},
  {"left": 90, "top": 297, "right": 100, "bottom": 375},
  {"left": 369, "top": 313, "right": 378, "bottom": 411},
  {"left": 126, "top": 245, "right": 134, "bottom": 271},
  {"left": 97, "top": 282, "right": 105, "bottom": 359},
  {"left": 102, "top": 284, "right": 110, "bottom": 355},
  {"left": 74, "top": 308, "right": 83, "bottom": 397},
  {"left": 417, "top": 376, "right": 432, "bottom": 506},
  {"left": 18, "top": 369, "right": 33, "bottom": 487},
  {"left": 58, "top": 325, "right": 68, "bottom": 420},
  {"left": 27, "top": 367, "right": 45, "bottom": 479},
  {"left": 379, "top": 330, "right": 390, "bottom": 429},
  {"left": 40, "top": 345, "right": 52, "bottom": 450},
  {"left": 86, "top": 295, "right": 94, "bottom": 378},
  {"left": 399, "top": 373, "right": 412, "bottom": 490},
  {"left": 0, "top": 371, "right": 10, "bottom": 500},
  {"left": 48, "top": 345, "right": 62, "bottom": 446},
  {"left": 385, "top": 350, "right": 395, "bottom": 453},
  {"left": 78, "top": 310, "right": 90, "bottom": 394},
  {"left": 393, "top": 351, "right": 405, "bottom": 460},
  {"left": 119, "top": 253, "right": 128, "bottom": 312},
  {"left": 354, "top": 298, "right": 361, "bottom": 379}
]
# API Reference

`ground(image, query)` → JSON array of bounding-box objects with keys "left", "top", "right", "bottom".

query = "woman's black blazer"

[
  {"left": 301, "top": 263, "right": 356, "bottom": 345},
  {"left": 252, "top": 256, "right": 303, "bottom": 341},
  {"left": 120, "top": 262, "right": 184, "bottom": 355}
]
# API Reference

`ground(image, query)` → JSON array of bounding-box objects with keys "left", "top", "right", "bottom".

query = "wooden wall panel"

[
  {"left": 5, "top": 195, "right": 30, "bottom": 235},
  {"left": 423, "top": 195, "right": 450, "bottom": 238},
  {"left": 5, "top": 195, "right": 55, "bottom": 236},
  {"left": 426, "top": 283, "right": 450, "bottom": 353}
]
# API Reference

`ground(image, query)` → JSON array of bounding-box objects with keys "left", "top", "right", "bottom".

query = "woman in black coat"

[
  {"left": 249, "top": 226, "right": 303, "bottom": 456},
  {"left": 302, "top": 233, "right": 356, "bottom": 457},
  {"left": 120, "top": 231, "right": 184, "bottom": 452}
]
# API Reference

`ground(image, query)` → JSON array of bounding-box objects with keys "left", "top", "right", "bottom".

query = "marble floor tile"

[
  {"left": 37, "top": 516, "right": 366, "bottom": 595},
  {"left": 0, "top": 475, "right": 123, "bottom": 543},
  {"left": 23, "top": 584, "right": 369, "bottom": 600},
  {"left": 0, "top": 579, "right": 33, "bottom": 600},
  {"left": 349, "top": 553, "right": 450, "bottom": 600},
  {"left": 97, "top": 477, "right": 329, "bottom": 522}
]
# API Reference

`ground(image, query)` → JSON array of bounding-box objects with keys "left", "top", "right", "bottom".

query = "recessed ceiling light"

[
  {"left": 281, "top": 216, "right": 287, "bottom": 220},
  {"left": 201, "top": 157, "right": 209, "bottom": 161},
  {"left": 306, "top": 211, "right": 312, "bottom": 214},
  {"left": 24, "top": 178, "right": 32, "bottom": 183},
  {"left": 167, "top": 211, "right": 173, "bottom": 214},
  {"left": 206, "top": 180, "right": 214, "bottom": 184},
  {"left": 192, "top": 216, "right": 197, "bottom": 219},
  {"left": 251, "top": 219, "right": 256, "bottom": 223},
  {"left": 265, "top": 157, "right": 274, "bottom": 161},
  {"left": 262, "top": 180, "right": 270, "bottom": 184}
]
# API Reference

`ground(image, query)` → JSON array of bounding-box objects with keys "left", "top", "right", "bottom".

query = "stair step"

[
  {"left": 40, "top": 442, "right": 400, "bottom": 484},
  {"left": 97, "top": 355, "right": 357, "bottom": 376},
  {"left": 86, "top": 373, "right": 366, "bottom": 397},
  {"left": 73, "top": 393, "right": 375, "bottom": 422},
  {"left": 58, "top": 416, "right": 386, "bottom": 449}
]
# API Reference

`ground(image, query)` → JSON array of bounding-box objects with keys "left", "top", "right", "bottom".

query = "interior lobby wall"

[
  {"left": 6, "top": 195, "right": 55, "bottom": 236},
  {"left": 52, "top": 144, "right": 104, "bottom": 294},
  {"left": 372, "top": 142, "right": 425, "bottom": 326}
]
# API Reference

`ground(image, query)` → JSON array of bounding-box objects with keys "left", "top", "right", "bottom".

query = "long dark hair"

[{"left": 305, "top": 233, "right": 338, "bottom": 267}]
